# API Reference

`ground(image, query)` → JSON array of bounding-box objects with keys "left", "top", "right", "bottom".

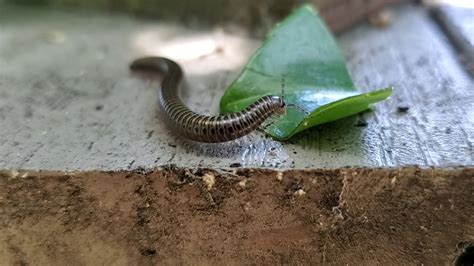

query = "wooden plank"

[
  {"left": 430, "top": 1, "right": 474, "bottom": 74},
  {"left": 0, "top": 3, "right": 472, "bottom": 170},
  {"left": 6, "top": 0, "right": 403, "bottom": 33},
  {"left": 338, "top": 4, "right": 474, "bottom": 167}
]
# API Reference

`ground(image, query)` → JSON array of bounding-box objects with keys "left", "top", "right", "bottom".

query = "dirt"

[{"left": 0, "top": 167, "right": 473, "bottom": 265}]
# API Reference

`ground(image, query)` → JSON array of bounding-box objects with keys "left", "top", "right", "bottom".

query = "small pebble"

[
  {"left": 238, "top": 179, "right": 247, "bottom": 188},
  {"left": 202, "top": 173, "right": 215, "bottom": 190},
  {"left": 229, "top": 162, "right": 242, "bottom": 168},
  {"left": 391, "top": 176, "right": 397, "bottom": 184},
  {"left": 276, "top": 172, "right": 283, "bottom": 181},
  {"left": 354, "top": 118, "right": 368, "bottom": 127},
  {"left": 397, "top": 106, "right": 410, "bottom": 113},
  {"left": 10, "top": 170, "right": 19, "bottom": 178},
  {"left": 294, "top": 189, "right": 306, "bottom": 196}
]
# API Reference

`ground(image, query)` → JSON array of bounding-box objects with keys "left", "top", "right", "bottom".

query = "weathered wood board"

[
  {"left": 5, "top": 0, "right": 403, "bottom": 33},
  {"left": 0, "top": 3, "right": 472, "bottom": 170},
  {"left": 1, "top": 2, "right": 473, "bottom": 265},
  {"left": 431, "top": 2, "right": 474, "bottom": 74}
]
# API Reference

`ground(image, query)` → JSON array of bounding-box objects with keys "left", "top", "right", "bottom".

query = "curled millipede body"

[{"left": 130, "top": 57, "right": 285, "bottom": 143}]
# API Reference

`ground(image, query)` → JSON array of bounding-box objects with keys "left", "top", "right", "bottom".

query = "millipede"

[{"left": 130, "top": 57, "right": 286, "bottom": 143}]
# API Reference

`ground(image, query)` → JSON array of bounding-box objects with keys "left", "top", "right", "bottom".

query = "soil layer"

[{"left": 1, "top": 167, "right": 473, "bottom": 265}]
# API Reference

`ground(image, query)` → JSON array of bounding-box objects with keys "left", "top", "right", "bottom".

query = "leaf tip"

[{"left": 298, "top": 4, "right": 320, "bottom": 16}]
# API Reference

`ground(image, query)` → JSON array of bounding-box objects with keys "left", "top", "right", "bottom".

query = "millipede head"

[{"left": 270, "top": 95, "right": 286, "bottom": 115}]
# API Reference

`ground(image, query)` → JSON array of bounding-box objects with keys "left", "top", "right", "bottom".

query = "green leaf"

[{"left": 219, "top": 4, "right": 393, "bottom": 140}]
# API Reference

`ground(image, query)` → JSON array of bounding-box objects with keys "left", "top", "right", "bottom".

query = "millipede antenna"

[{"left": 281, "top": 75, "right": 286, "bottom": 103}]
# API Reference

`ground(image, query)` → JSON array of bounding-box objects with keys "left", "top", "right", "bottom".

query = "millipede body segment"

[{"left": 130, "top": 57, "right": 285, "bottom": 143}]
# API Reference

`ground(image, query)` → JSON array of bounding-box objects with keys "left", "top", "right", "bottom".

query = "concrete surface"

[{"left": 0, "top": 3, "right": 473, "bottom": 170}]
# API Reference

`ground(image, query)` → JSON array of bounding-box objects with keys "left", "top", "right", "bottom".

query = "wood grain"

[
  {"left": 431, "top": 2, "right": 474, "bottom": 74},
  {"left": 0, "top": 3, "right": 472, "bottom": 169}
]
